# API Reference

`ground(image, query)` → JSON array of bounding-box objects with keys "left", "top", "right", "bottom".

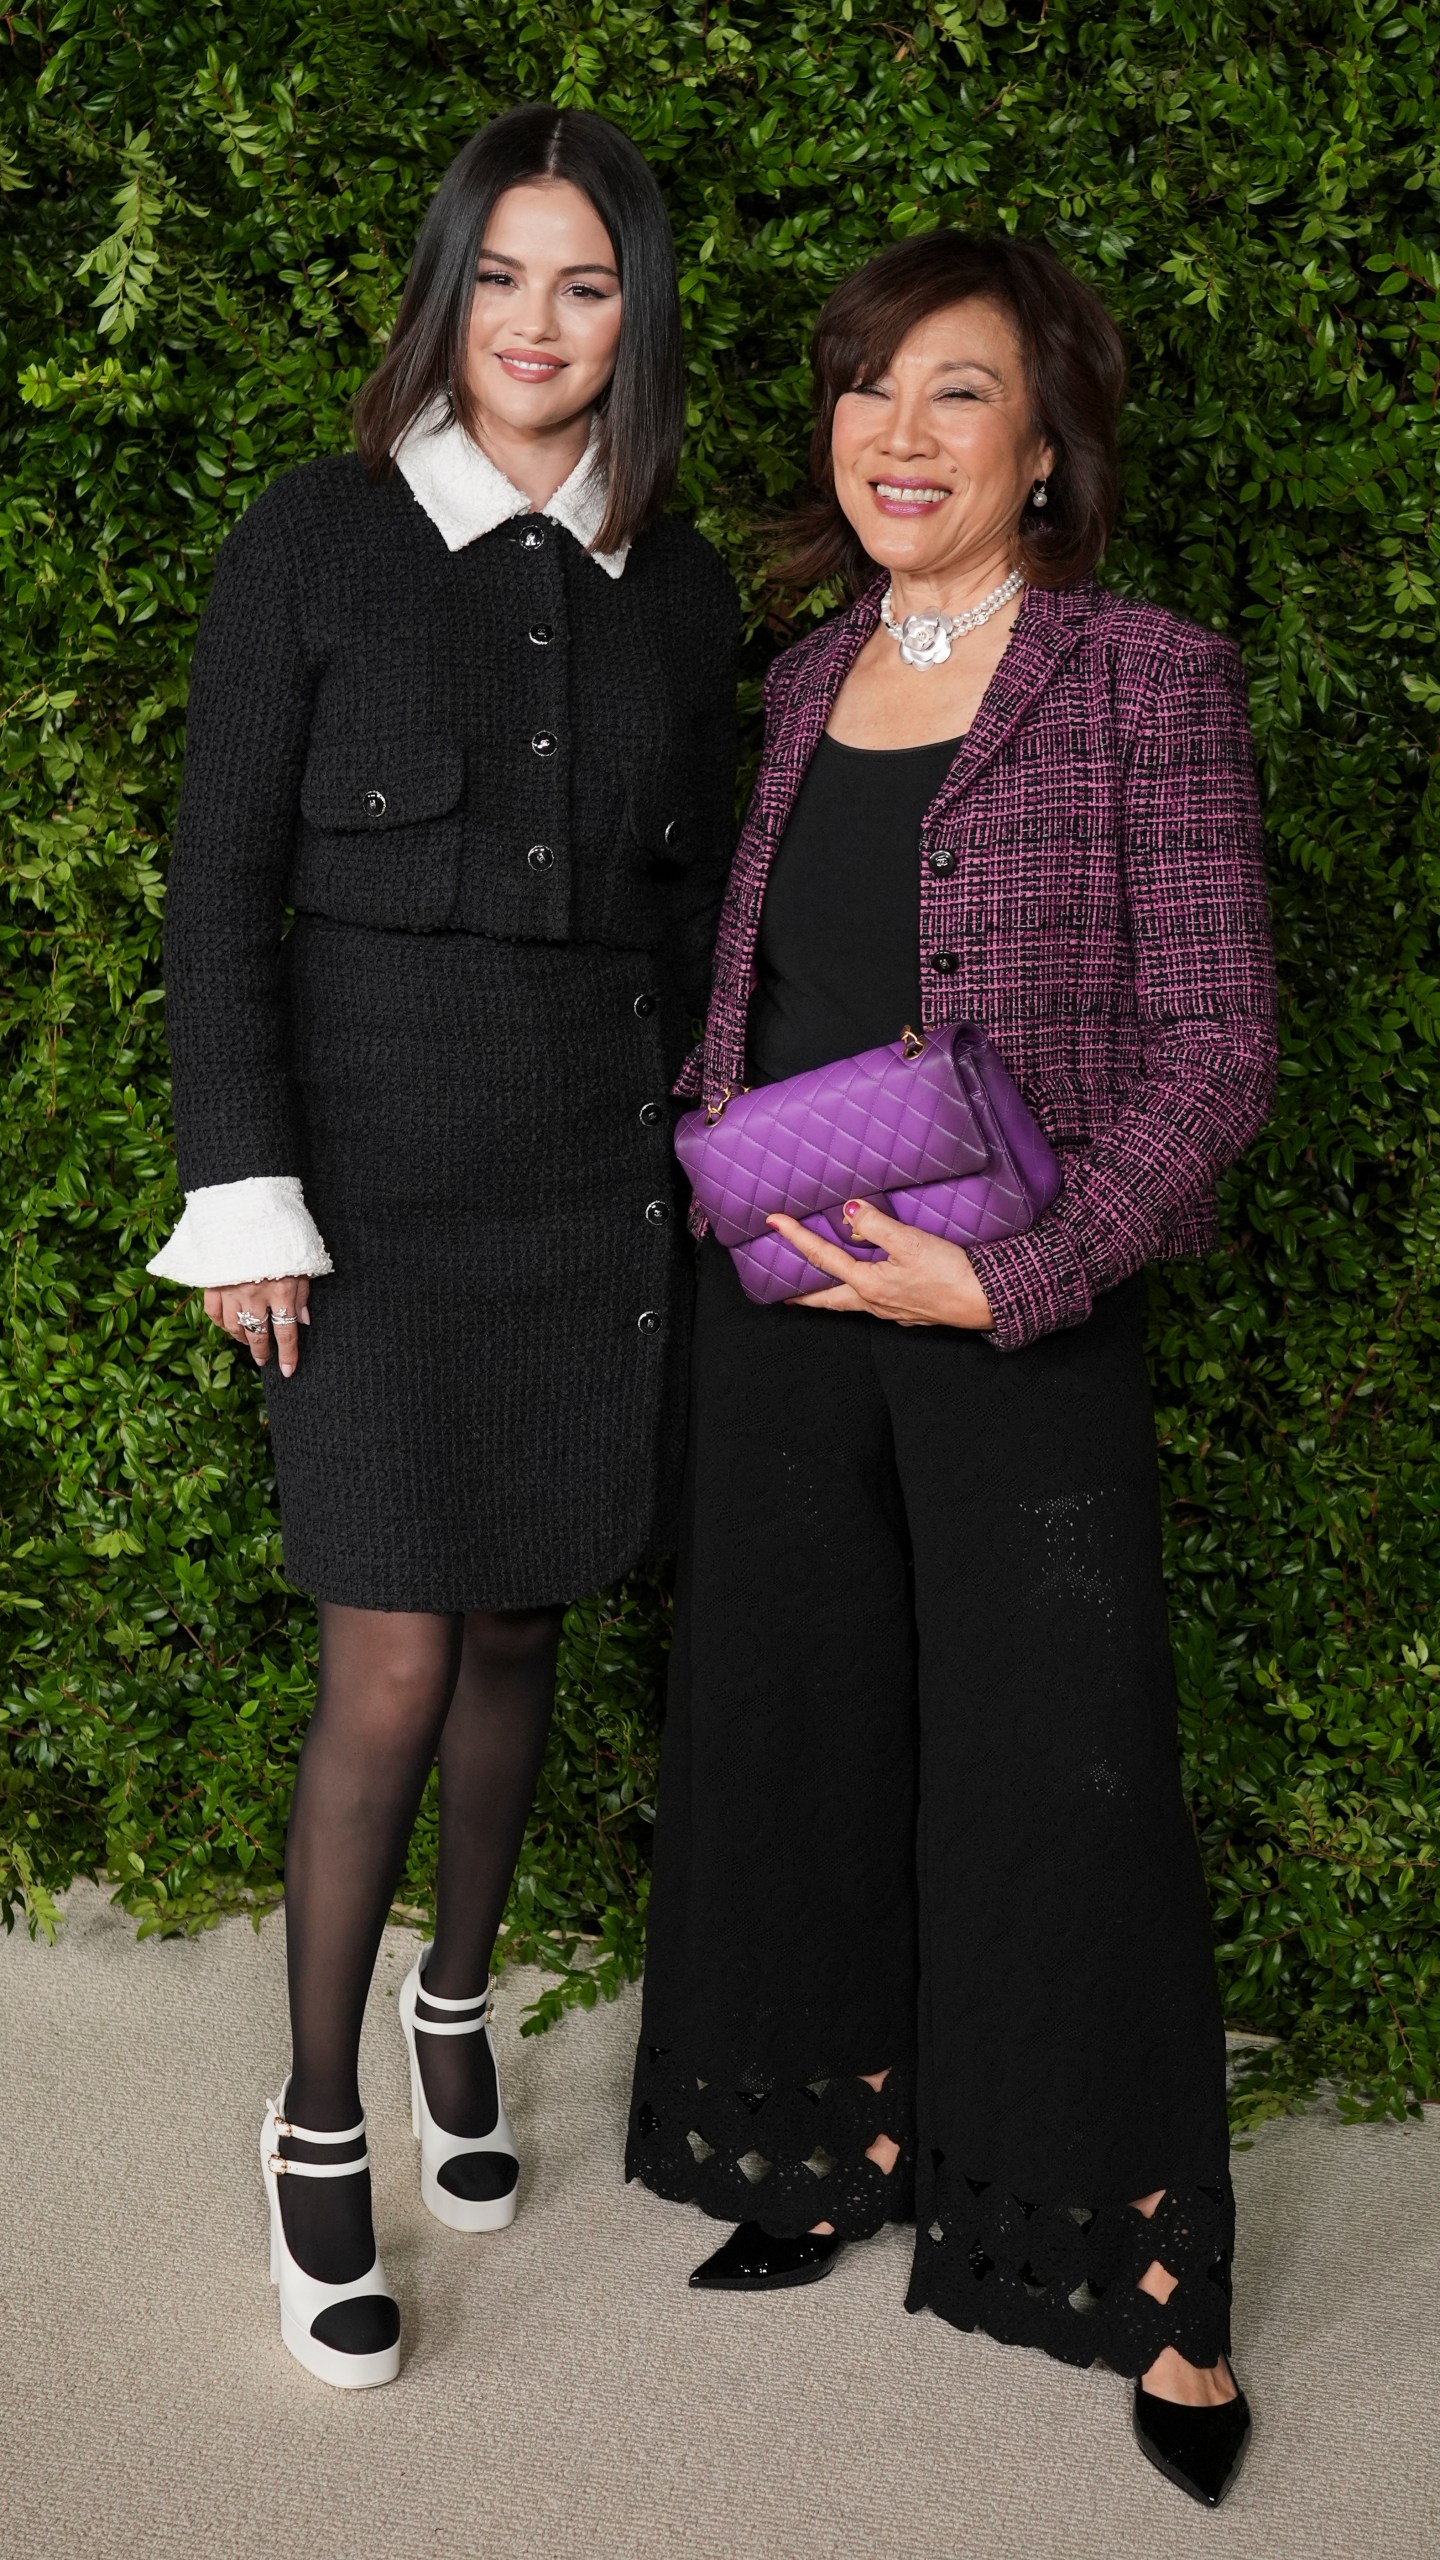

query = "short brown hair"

[
  {"left": 353, "top": 106, "right": 684, "bottom": 555},
  {"left": 777, "top": 231, "right": 1126, "bottom": 595}
]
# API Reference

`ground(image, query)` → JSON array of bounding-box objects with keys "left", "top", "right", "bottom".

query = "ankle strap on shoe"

[
  {"left": 272, "top": 2110, "right": 366, "bottom": 2143},
  {"left": 416, "top": 1974, "right": 494, "bottom": 2013},
  {"left": 269, "top": 2143, "right": 370, "bottom": 2180},
  {"left": 412, "top": 2007, "right": 491, "bottom": 2037},
  {"left": 414, "top": 1972, "right": 494, "bottom": 2034}
]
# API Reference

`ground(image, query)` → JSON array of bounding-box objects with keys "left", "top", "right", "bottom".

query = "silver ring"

[
  {"left": 235, "top": 1310, "right": 268, "bottom": 1334},
  {"left": 271, "top": 1309, "right": 295, "bottom": 1325}
]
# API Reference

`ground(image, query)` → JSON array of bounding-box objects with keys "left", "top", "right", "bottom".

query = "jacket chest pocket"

[{"left": 294, "top": 736, "right": 465, "bottom": 932}]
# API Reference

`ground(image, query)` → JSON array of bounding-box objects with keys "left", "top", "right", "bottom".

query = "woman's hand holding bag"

[
  {"left": 676, "top": 1019, "right": 1059, "bottom": 1325},
  {"left": 766, "top": 1200, "right": 995, "bottom": 1327}
]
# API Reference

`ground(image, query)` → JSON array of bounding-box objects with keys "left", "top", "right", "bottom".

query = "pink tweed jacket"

[{"left": 679, "top": 573, "right": 1277, "bottom": 1351}]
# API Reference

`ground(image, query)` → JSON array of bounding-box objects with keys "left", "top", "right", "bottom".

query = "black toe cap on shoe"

[
  {"left": 1133, "top": 2382, "right": 1253, "bottom": 2508},
  {"left": 437, "top": 2151, "right": 520, "bottom": 2203},
  {"left": 689, "top": 2221, "right": 843, "bottom": 2292},
  {"left": 310, "top": 2294, "right": 402, "bottom": 2356}
]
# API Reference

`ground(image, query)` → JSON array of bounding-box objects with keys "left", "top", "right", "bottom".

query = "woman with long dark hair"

[
  {"left": 627, "top": 232, "right": 1273, "bottom": 2508},
  {"left": 149, "top": 105, "right": 738, "bottom": 2386}
]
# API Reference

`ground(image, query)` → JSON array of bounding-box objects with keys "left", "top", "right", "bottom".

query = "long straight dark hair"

[{"left": 354, "top": 105, "right": 684, "bottom": 553}]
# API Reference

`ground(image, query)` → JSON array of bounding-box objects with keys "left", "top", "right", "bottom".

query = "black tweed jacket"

[{"left": 163, "top": 454, "right": 740, "bottom": 1191}]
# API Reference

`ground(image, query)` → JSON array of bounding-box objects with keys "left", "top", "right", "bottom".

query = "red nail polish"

[{"left": 844, "top": 1200, "right": 861, "bottom": 1221}]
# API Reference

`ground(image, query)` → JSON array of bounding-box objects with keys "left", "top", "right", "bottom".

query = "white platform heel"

[
  {"left": 398, "top": 1947, "right": 519, "bottom": 2233},
  {"left": 260, "top": 2084, "right": 401, "bottom": 2388}
]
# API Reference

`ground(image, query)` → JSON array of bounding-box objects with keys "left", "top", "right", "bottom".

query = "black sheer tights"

[{"left": 277, "top": 1599, "right": 561, "bottom": 2282}]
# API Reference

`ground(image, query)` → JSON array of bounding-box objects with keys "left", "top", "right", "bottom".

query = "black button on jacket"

[{"left": 163, "top": 454, "right": 741, "bottom": 1189}]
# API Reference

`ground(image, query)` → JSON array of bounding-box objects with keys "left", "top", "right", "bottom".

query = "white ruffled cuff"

[{"left": 146, "top": 1175, "right": 334, "bottom": 1287}]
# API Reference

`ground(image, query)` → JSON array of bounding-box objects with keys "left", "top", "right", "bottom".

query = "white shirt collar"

[{"left": 394, "top": 397, "right": 628, "bottom": 577}]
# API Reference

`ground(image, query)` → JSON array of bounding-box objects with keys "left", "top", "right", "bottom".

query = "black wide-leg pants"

[{"left": 627, "top": 1242, "right": 1235, "bottom": 2376}]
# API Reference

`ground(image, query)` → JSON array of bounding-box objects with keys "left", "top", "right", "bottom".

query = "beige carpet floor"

[{"left": 2, "top": 1882, "right": 1437, "bottom": 2560}]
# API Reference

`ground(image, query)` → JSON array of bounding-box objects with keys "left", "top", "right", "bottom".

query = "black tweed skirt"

[{"left": 261, "top": 915, "right": 692, "bottom": 1611}]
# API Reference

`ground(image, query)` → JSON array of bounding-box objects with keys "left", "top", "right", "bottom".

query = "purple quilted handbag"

[{"left": 675, "top": 1022, "right": 1062, "bottom": 1307}]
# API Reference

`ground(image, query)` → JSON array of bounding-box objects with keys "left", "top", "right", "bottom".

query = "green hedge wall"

[{"left": 3, "top": 1, "right": 1437, "bottom": 2089}]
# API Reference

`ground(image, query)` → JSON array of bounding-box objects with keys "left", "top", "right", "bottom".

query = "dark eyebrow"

[{"left": 476, "top": 250, "right": 620, "bottom": 280}]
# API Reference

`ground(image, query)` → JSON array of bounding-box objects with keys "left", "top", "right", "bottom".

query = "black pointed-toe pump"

[
  {"left": 689, "top": 2220, "right": 843, "bottom": 2292},
  {"left": 1133, "top": 2374, "right": 1253, "bottom": 2508}
]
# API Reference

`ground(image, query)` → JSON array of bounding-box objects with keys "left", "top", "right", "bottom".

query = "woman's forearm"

[{"left": 967, "top": 1008, "right": 1277, "bottom": 1349}]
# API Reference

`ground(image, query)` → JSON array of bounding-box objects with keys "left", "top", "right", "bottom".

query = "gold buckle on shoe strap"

[
  {"left": 271, "top": 2108, "right": 367, "bottom": 2142},
  {"left": 270, "top": 2148, "right": 370, "bottom": 2178}
]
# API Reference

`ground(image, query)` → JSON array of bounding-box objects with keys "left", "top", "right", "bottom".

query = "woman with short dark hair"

[
  {"left": 628, "top": 231, "right": 1273, "bottom": 2508},
  {"left": 149, "top": 104, "right": 739, "bottom": 2386}
]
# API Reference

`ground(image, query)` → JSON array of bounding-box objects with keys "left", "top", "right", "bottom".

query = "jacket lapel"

[
  {"left": 929, "top": 578, "right": 1103, "bottom": 817},
  {"left": 758, "top": 575, "right": 1102, "bottom": 838},
  {"left": 754, "top": 583, "right": 886, "bottom": 836}
]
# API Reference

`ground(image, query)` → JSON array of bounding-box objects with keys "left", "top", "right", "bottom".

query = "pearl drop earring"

[{"left": 1031, "top": 478, "right": 1049, "bottom": 509}]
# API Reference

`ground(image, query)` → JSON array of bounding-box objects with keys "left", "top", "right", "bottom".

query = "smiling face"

[
  {"left": 462, "top": 178, "right": 624, "bottom": 442},
  {"left": 830, "top": 297, "right": 1054, "bottom": 596}
]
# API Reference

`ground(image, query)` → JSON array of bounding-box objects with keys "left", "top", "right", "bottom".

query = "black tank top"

[{"left": 747, "top": 730, "right": 965, "bottom": 1086}]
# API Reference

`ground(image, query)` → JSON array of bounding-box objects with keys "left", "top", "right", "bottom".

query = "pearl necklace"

[{"left": 879, "top": 568, "right": 1024, "bottom": 668}]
